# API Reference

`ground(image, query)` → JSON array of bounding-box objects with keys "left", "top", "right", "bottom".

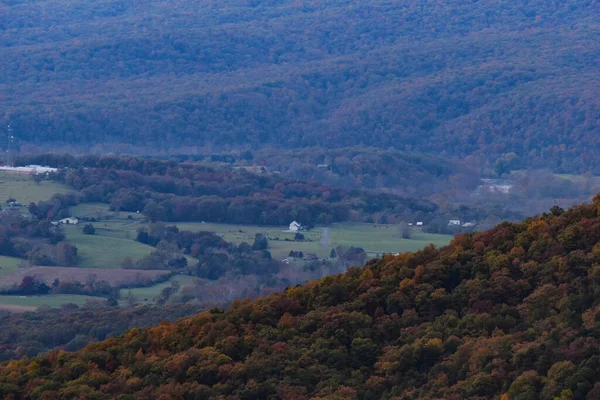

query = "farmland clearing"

[
  {"left": 0, "top": 266, "right": 171, "bottom": 288},
  {"left": 0, "top": 172, "right": 72, "bottom": 205}
]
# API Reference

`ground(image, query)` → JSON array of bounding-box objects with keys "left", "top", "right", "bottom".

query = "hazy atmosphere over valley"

[{"left": 1, "top": 1, "right": 600, "bottom": 399}]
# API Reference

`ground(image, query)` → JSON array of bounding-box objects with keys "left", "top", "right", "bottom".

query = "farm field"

[
  {"left": 68, "top": 203, "right": 453, "bottom": 261},
  {"left": 175, "top": 221, "right": 453, "bottom": 260},
  {"left": 0, "top": 294, "right": 98, "bottom": 312},
  {"left": 0, "top": 255, "right": 25, "bottom": 278},
  {"left": 62, "top": 224, "right": 156, "bottom": 268},
  {"left": 0, "top": 266, "right": 171, "bottom": 288},
  {"left": 0, "top": 172, "right": 72, "bottom": 205}
]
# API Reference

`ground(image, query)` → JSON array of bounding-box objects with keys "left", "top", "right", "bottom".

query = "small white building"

[
  {"left": 448, "top": 219, "right": 461, "bottom": 226},
  {"left": 416, "top": 221, "right": 424, "bottom": 226},
  {"left": 58, "top": 217, "right": 79, "bottom": 225},
  {"left": 289, "top": 221, "right": 301, "bottom": 232}
]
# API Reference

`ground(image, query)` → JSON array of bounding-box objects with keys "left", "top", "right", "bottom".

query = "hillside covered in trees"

[
  {"left": 4, "top": 197, "right": 600, "bottom": 398},
  {"left": 3, "top": 0, "right": 600, "bottom": 172}
]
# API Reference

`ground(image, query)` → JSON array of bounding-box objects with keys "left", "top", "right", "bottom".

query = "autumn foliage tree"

[{"left": 4, "top": 197, "right": 600, "bottom": 398}]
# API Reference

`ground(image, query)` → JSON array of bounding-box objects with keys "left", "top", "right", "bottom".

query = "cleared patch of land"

[
  {"left": 0, "top": 172, "right": 72, "bottom": 205},
  {"left": 0, "top": 255, "right": 25, "bottom": 278},
  {"left": 0, "top": 266, "right": 171, "bottom": 288},
  {"left": 62, "top": 224, "right": 156, "bottom": 269},
  {"left": 0, "top": 294, "right": 98, "bottom": 311}
]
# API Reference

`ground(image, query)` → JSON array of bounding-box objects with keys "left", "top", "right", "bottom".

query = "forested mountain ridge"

[
  {"left": 4, "top": 197, "right": 600, "bottom": 398},
  {"left": 3, "top": 0, "right": 600, "bottom": 172}
]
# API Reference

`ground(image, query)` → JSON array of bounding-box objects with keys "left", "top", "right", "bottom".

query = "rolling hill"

[
  {"left": 3, "top": 196, "right": 600, "bottom": 398},
  {"left": 2, "top": 0, "right": 600, "bottom": 172}
]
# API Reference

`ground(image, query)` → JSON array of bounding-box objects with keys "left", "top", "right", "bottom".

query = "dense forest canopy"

[
  {"left": 4, "top": 196, "right": 600, "bottom": 398},
  {"left": 3, "top": 0, "right": 600, "bottom": 172}
]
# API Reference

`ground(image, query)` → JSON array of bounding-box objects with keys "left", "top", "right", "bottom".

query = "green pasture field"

[
  {"left": 0, "top": 172, "right": 72, "bottom": 205},
  {"left": 62, "top": 224, "right": 156, "bottom": 269},
  {"left": 119, "top": 275, "right": 198, "bottom": 303},
  {"left": 0, "top": 294, "right": 99, "bottom": 311},
  {"left": 0, "top": 255, "right": 25, "bottom": 278}
]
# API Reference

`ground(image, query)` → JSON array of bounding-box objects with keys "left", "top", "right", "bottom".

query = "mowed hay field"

[
  {"left": 0, "top": 266, "right": 171, "bottom": 288},
  {"left": 0, "top": 171, "right": 72, "bottom": 205}
]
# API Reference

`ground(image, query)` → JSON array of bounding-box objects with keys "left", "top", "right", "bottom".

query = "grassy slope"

[
  {"left": 0, "top": 255, "right": 24, "bottom": 278},
  {"left": 62, "top": 223, "right": 155, "bottom": 269},
  {"left": 0, "top": 172, "right": 71, "bottom": 205}
]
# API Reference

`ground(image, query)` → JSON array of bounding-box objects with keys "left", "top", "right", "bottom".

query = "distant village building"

[
  {"left": 281, "top": 258, "right": 290, "bottom": 265},
  {"left": 58, "top": 217, "right": 79, "bottom": 225},
  {"left": 448, "top": 219, "right": 461, "bottom": 226},
  {"left": 289, "top": 221, "right": 302, "bottom": 232},
  {"left": 416, "top": 221, "right": 424, "bottom": 226},
  {"left": 317, "top": 164, "right": 329, "bottom": 169},
  {"left": 462, "top": 222, "right": 476, "bottom": 228},
  {"left": 408, "top": 223, "right": 413, "bottom": 226}
]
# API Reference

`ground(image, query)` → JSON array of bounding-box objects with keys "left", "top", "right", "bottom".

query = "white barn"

[{"left": 289, "top": 221, "right": 301, "bottom": 232}]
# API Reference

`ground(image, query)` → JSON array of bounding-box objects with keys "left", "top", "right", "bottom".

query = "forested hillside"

[
  {"left": 3, "top": 0, "right": 600, "bottom": 172},
  {"left": 4, "top": 197, "right": 600, "bottom": 398}
]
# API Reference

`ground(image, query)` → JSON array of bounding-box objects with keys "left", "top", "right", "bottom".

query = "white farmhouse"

[
  {"left": 289, "top": 221, "right": 302, "bottom": 232},
  {"left": 58, "top": 217, "right": 79, "bottom": 225},
  {"left": 448, "top": 219, "right": 461, "bottom": 226}
]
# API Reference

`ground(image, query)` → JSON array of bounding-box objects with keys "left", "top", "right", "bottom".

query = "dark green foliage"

[
  {"left": 82, "top": 223, "right": 96, "bottom": 235},
  {"left": 252, "top": 233, "right": 268, "bottom": 250}
]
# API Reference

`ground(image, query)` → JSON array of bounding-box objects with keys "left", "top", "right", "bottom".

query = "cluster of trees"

[
  {"left": 4, "top": 0, "right": 600, "bottom": 172},
  {"left": 0, "top": 302, "right": 205, "bottom": 362},
  {"left": 133, "top": 223, "right": 280, "bottom": 281},
  {"left": 173, "top": 146, "right": 481, "bottom": 197},
  {"left": 26, "top": 154, "right": 441, "bottom": 225},
  {"left": 0, "top": 211, "right": 79, "bottom": 267},
  {"left": 6, "top": 196, "right": 600, "bottom": 397},
  {"left": 2, "top": 275, "right": 116, "bottom": 298}
]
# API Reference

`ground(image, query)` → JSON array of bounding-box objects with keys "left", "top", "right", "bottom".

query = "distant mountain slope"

[
  {"left": 4, "top": 197, "right": 600, "bottom": 398},
  {"left": 2, "top": 0, "right": 600, "bottom": 172}
]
